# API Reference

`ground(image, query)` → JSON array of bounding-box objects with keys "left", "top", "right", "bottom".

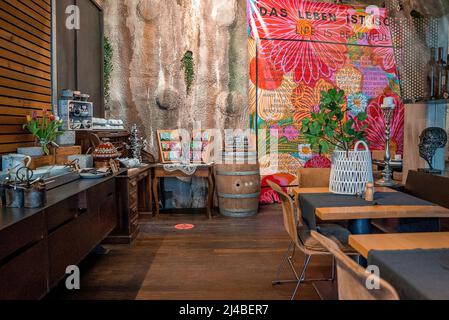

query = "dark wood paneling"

[
  {"left": 0, "top": 0, "right": 52, "bottom": 154},
  {"left": 0, "top": 240, "right": 49, "bottom": 300}
]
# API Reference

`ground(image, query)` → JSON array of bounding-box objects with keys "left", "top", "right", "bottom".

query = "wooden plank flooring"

[{"left": 48, "top": 206, "right": 333, "bottom": 300}]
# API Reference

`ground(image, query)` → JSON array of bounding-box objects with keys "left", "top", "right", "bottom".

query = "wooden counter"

[{"left": 0, "top": 174, "right": 120, "bottom": 300}]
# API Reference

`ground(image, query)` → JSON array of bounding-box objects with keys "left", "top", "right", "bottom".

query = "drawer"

[
  {"left": 0, "top": 240, "right": 49, "bottom": 300},
  {"left": 48, "top": 216, "right": 82, "bottom": 288},
  {"left": 0, "top": 212, "right": 45, "bottom": 262},
  {"left": 46, "top": 195, "right": 79, "bottom": 232}
]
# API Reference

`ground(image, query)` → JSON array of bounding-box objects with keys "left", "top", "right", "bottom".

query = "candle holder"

[{"left": 377, "top": 98, "right": 397, "bottom": 187}]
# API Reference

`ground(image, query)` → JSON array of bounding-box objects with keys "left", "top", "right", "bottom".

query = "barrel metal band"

[
  {"left": 217, "top": 192, "right": 260, "bottom": 199},
  {"left": 220, "top": 209, "right": 258, "bottom": 217},
  {"left": 216, "top": 171, "right": 260, "bottom": 176}
]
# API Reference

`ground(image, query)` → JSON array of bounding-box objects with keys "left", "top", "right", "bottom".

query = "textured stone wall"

[{"left": 103, "top": 0, "right": 249, "bottom": 158}]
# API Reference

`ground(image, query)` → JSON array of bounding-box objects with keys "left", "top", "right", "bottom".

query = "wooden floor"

[{"left": 48, "top": 205, "right": 333, "bottom": 300}]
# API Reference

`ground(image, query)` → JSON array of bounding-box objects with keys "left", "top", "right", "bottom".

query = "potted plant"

[
  {"left": 300, "top": 88, "right": 373, "bottom": 195},
  {"left": 23, "top": 110, "right": 64, "bottom": 156}
]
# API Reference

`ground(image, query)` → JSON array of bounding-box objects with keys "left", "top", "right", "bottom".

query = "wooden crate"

[
  {"left": 54, "top": 146, "right": 82, "bottom": 165},
  {"left": 29, "top": 155, "right": 56, "bottom": 170}
]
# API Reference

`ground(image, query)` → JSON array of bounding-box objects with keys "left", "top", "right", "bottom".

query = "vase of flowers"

[
  {"left": 23, "top": 110, "right": 64, "bottom": 156},
  {"left": 300, "top": 88, "right": 373, "bottom": 195}
]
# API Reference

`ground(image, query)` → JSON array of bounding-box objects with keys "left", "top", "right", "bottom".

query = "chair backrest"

[
  {"left": 405, "top": 170, "right": 449, "bottom": 209},
  {"left": 298, "top": 168, "right": 331, "bottom": 188},
  {"left": 310, "top": 231, "right": 399, "bottom": 300},
  {"left": 267, "top": 180, "right": 302, "bottom": 247}
]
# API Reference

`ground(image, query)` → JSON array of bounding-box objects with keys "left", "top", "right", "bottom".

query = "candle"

[{"left": 382, "top": 97, "right": 396, "bottom": 109}]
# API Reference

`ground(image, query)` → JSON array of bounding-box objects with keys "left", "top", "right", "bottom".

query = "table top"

[
  {"left": 0, "top": 173, "right": 118, "bottom": 232},
  {"left": 349, "top": 232, "right": 449, "bottom": 258},
  {"left": 293, "top": 187, "right": 396, "bottom": 195},
  {"left": 294, "top": 187, "right": 449, "bottom": 221},
  {"left": 116, "top": 164, "right": 153, "bottom": 178},
  {"left": 368, "top": 248, "right": 449, "bottom": 300}
]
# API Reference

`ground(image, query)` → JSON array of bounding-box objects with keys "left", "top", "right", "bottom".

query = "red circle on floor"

[{"left": 175, "top": 224, "right": 195, "bottom": 230}]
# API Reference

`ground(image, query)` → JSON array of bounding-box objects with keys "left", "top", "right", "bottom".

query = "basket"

[{"left": 329, "top": 141, "right": 373, "bottom": 195}]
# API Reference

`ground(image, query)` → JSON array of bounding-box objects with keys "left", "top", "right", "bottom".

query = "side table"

[{"left": 152, "top": 164, "right": 214, "bottom": 219}]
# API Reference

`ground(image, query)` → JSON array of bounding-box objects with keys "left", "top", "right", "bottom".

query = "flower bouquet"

[{"left": 24, "top": 110, "right": 64, "bottom": 155}]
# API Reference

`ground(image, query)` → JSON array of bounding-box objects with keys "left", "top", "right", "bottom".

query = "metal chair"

[
  {"left": 311, "top": 231, "right": 399, "bottom": 300},
  {"left": 268, "top": 180, "right": 358, "bottom": 300}
]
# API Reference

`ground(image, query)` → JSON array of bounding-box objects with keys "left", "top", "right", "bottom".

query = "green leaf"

[
  {"left": 357, "top": 112, "right": 368, "bottom": 122},
  {"left": 319, "top": 140, "right": 330, "bottom": 154}
]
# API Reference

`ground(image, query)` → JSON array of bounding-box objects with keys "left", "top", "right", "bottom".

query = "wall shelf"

[{"left": 404, "top": 99, "right": 449, "bottom": 105}]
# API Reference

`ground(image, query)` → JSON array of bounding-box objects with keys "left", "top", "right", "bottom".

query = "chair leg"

[
  {"left": 291, "top": 254, "right": 311, "bottom": 300},
  {"left": 272, "top": 242, "right": 296, "bottom": 285},
  {"left": 331, "top": 256, "right": 336, "bottom": 282}
]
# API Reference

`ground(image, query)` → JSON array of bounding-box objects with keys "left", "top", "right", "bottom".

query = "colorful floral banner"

[{"left": 247, "top": 0, "right": 404, "bottom": 200}]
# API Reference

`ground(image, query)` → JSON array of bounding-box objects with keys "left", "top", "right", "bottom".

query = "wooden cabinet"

[
  {"left": 105, "top": 165, "right": 152, "bottom": 244},
  {"left": 0, "top": 176, "right": 119, "bottom": 298},
  {"left": 0, "top": 212, "right": 47, "bottom": 300},
  {"left": 47, "top": 178, "right": 117, "bottom": 288},
  {"left": 0, "top": 241, "right": 49, "bottom": 300},
  {"left": 88, "top": 178, "right": 117, "bottom": 241},
  {"left": 48, "top": 214, "right": 82, "bottom": 288}
]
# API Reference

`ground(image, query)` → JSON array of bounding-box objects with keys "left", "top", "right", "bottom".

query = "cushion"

[{"left": 297, "top": 224, "right": 354, "bottom": 253}]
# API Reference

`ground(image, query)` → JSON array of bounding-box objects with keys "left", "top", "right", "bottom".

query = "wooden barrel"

[
  {"left": 222, "top": 151, "right": 258, "bottom": 164},
  {"left": 215, "top": 163, "right": 261, "bottom": 218}
]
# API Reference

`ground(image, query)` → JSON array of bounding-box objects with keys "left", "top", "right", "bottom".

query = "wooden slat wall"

[{"left": 0, "top": 0, "right": 52, "bottom": 155}]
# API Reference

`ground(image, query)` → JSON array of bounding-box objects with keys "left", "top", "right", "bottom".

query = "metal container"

[
  {"left": 68, "top": 154, "right": 93, "bottom": 169},
  {"left": 5, "top": 188, "right": 24, "bottom": 208},
  {"left": 2, "top": 154, "right": 32, "bottom": 174},
  {"left": 56, "top": 131, "right": 76, "bottom": 146},
  {"left": 17, "top": 147, "right": 44, "bottom": 157},
  {"left": 24, "top": 188, "right": 46, "bottom": 208},
  {"left": 60, "top": 89, "right": 74, "bottom": 100},
  {"left": 0, "top": 185, "right": 6, "bottom": 206}
]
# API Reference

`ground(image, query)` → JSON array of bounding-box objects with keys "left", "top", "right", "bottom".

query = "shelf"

[{"left": 404, "top": 98, "right": 449, "bottom": 105}]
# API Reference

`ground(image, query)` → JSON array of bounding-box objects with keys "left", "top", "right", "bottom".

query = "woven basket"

[{"left": 329, "top": 141, "right": 373, "bottom": 195}]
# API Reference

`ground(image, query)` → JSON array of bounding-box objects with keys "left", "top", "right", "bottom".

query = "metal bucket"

[
  {"left": 0, "top": 185, "right": 6, "bottom": 206},
  {"left": 24, "top": 189, "right": 46, "bottom": 208},
  {"left": 5, "top": 188, "right": 24, "bottom": 208}
]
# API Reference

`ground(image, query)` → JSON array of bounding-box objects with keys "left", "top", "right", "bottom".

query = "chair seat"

[{"left": 298, "top": 224, "right": 354, "bottom": 253}]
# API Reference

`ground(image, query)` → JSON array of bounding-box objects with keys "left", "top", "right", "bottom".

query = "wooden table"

[
  {"left": 349, "top": 232, "right": 449, "bottom": 259},
  {"left": 152, "top": 164, "right": 214, "bottom": 219},
  {"left": 293, "top": 187, "right": 449, "bottom": 221}
]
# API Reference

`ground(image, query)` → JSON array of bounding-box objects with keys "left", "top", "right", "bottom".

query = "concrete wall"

[{"left": 102, "top": 0, "right": 249, "bottom": 159}]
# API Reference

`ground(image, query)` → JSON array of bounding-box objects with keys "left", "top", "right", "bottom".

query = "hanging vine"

[
  {"left": 181, "top": 51, "right": 195, "bottom": 95},
  {"left": 104, "top": 36, "right": 114, "bottom": 105}
]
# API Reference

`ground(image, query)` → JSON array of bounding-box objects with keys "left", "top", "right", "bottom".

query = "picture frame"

[{"left": 109, "top": 159, "right": 120, "bottom": 174}]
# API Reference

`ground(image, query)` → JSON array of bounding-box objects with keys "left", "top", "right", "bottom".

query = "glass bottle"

[
  {"left": 436, "top": 48, "right": 446, "bottom": 98},
  {"left": 443, "top": 53, "right": 449, "bottom": 99},
  {"left": 428, "top": 48, "right": 436, "bottom": 99}
]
